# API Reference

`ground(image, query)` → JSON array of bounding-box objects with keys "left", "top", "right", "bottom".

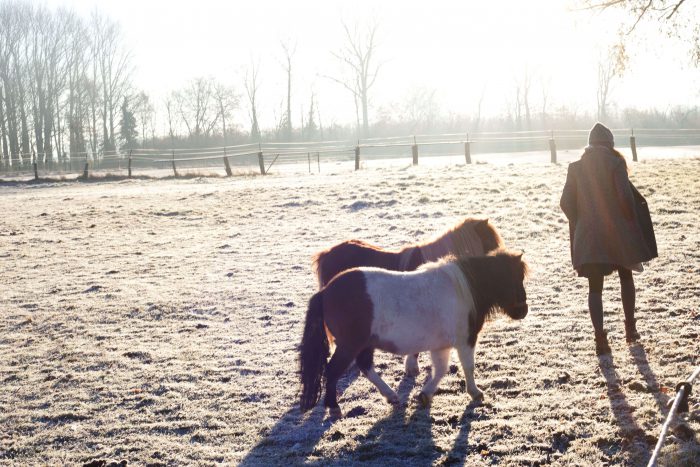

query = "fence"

[{"left": 2, "top": 128, "right": 700, "bottom": 180}]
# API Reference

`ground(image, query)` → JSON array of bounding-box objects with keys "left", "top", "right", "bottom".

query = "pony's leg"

[
  {"left": 324, "top": 346, "right": 356, "bottom": 418},
  {"left": 456, "top": 344, "right": 483, "bottom": 400},
  {"left": 357, "top": 348, "right": 399, "bottom": 404},
  {"left": 417, "top": 348, "right": 450, "bottom": 406},
  {"left": 404, "top": 353, "right": 420, "bottom": 377}
]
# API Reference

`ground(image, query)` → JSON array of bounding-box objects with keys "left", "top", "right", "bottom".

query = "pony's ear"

[
  {"left": 479, "top": 219, "right": 489, "bottom": 225},
  {"left": 517, "top": 251, "right": 524, "bottom": 260}
]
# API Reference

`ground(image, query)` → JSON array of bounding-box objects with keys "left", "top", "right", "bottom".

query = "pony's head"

[
  {"left": 495, "top": 250, "right": 529, "bottom": 320},
  {"left": 457, "top": 249, "right": 529, "bottom": 321}
]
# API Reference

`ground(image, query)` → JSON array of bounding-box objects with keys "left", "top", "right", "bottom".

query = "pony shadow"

[
  {"left": 348, "top": 373, "right": 439, "bottom": 465},
  {"left": 597, "top": 355, "right": 652, "bottom": 465},
  {"left": 238, "top": 365, "right": 362, "bottom": 466},
  {"left": 628, "top": 343, "right": 670, "bottom": 414},
  {"left": 438, "top": 400, "right": 486, "bottom": 465}
]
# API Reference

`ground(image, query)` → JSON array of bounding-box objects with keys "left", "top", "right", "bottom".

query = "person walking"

[{"left": 560, "top": 123, "right": 657, "bottom": 355}]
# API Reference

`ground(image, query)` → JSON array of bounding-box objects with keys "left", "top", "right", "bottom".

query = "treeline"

[
  {"left": 0, "top": 0, "right": 131, "bottom": 169},
  {"left": 1, "top": 1, "right": 698, "bottom": 170}
]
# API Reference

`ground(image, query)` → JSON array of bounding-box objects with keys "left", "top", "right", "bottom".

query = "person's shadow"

[
  {"left": 628, "top": 342, "right": 671, "bottom": 414},
  {"left": 597, "top": 354, "right": 654, "bottom": 465}
]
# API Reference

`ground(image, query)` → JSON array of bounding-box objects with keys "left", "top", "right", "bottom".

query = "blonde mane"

[{"left": 439, "top": 259, "right": 476, "bottom": 318}]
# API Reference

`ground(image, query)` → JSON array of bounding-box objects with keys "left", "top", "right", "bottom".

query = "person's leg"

[
  {"left": 619, "top": 267, "right": 639, "bottom": 342},
  {"left": 588, "top": 273, "right": 610, "bottom": 355}
]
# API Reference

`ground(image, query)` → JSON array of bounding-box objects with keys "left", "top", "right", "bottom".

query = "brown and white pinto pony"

[
  {"left": 312, "top": 218, "right": 504, "bottom": 376},
  {"left": 299, "top": 250, "right": 528, "bottom": 418}
]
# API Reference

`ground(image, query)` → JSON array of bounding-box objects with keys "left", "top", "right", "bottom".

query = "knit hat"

[{"left": 588, "top": 122, "right": 614, "bottom": 147}]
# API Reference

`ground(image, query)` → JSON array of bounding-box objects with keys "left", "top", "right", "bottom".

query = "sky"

[{"left": 44, "top": 0, "right": 700, "bottom": 132}]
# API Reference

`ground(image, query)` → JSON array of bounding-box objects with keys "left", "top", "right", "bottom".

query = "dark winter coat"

[{"left": 560, "top": 146, "right": 657, "bottom": 272}]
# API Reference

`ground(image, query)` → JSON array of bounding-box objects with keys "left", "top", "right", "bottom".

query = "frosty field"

[{"left": 1, "top": 157, "right": 699, "bottom": 466}]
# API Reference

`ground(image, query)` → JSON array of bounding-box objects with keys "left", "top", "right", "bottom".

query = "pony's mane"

[
  {"left": 405, "top": 218, "right": 503, "bottom": 262},
  {"left": 432, "top": 255, "right": 476, "bottom": 318},
  {"left": 416, "top": 254, "right": 455, "bottom": 271},
  {"left": 455, "top": 249, "right": 528, "bottom": 320}
]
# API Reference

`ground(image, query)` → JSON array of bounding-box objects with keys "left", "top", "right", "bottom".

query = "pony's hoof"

[
  {"left": 469, "top": 390, "right": 484, "bottom": 401},
  {"left": 386, "top": 392, "right": 400, "bottom": 405},
  {"left": 417, "top": 392, "right": 432, "bottom": 407},
  {"left": 328, "top": 407, "right": 342, "bottom": 419}
]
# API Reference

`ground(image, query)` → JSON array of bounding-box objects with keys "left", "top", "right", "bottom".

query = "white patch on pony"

[{"left": 364, "top": 261, "right": 476, "bottom": 356}]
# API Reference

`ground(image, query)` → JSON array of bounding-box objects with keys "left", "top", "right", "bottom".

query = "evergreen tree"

[{"left": 119, "top": 97, "right": 138, "bottom": 149}]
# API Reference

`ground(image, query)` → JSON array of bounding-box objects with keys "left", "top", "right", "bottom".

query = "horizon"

[{"left": 41, "top": 0, "right": 700, "bottom": 137}]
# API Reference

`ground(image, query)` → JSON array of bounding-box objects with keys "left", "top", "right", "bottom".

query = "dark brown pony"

[
  {"left": 313, "top": 218, "right": 504, "bottom": 288},
  {"left": 312, "top": 218, "right": 505, "bottom": 376}
]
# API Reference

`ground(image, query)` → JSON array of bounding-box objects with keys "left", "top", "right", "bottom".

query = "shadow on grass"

[
  {"left": 238, "top": 365, "right": 362, "bottom": 467},
  {"left": 628, "top": 343, "right": 671, "bottom": 414},
  {"left": 597, "top": 354, "right": 655, "bottom": 465},
  {"left": 346, "top": 374, "right": 436, "bottom": 465},
  {"left": 340, "top": 373, "right": 486, "bottom": 466},
  {"left": 240, "top": 364, "right": 489, "bottom": 466}
]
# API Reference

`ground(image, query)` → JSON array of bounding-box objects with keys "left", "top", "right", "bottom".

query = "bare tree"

[
  {"left": 596, "top": 43, "right": 627, "bottom": 120},
  {"left": 212, "top": 82, "right": 239, "bottom": 145},
  {"left": 471, "top": 84, "right": 487, "bottom": 133},
  {"left": 244, "top": 61, "right": 261, "bottom": 142},
  {"left": 164, "top": 95, "right": 176, "bottom": 146},
  {"left": 402, "top": 86, "right": 440, "bottom": 132},
  {"left": 583, "top": 1, "right": 699, "bottom": 65},
  {"left": 539, "top": 75, "right": 552, "bottom": 128},
  {"left": 91, "top": 10, "right": 132, "bottom": 154},
  {"left": 328, "top": 20, "right": 382, "bottom": 138},
  {"left": 64, "top": 9, "right": 89, "bottom": 160},
  {"left": 173, "top": 77, "right": 219, "bottom": 141},
  {"left": 280, "top": 40, "right": 296, "bottom": 141},
  {"left": 132, "top": 91, "right": 153, "bottom": 146},
  {"left": 512, "top": 68, "right": 532, "bottom": 130}
]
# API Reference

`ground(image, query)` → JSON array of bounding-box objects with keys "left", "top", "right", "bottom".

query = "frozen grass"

[{"left": 0, "top": 159, "right": 698, "bottom": 466}]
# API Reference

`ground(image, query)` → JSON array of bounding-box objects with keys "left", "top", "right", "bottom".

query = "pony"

[
  {"left": 312, "top": 217, "right": 505, "bottom": 377},
  {"left": 299, "top": 249, "right": 528, "bottom": 418}
]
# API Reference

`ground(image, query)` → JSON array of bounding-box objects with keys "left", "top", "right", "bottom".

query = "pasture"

[{"left": 1, "top": 158, "right": 699, "bottom": 466}]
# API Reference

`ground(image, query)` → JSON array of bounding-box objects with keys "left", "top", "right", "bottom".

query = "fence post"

[
  {"left": 354, "top": 144, "right": 360, "bottom": 170},
  {"left": 549, "top": 131, "right": 557, "bottom": 164},
  {"left": 83, "top": 161, "right": 89, "bottom": 179},
  {"left": 317, "top": 152, "right": 320, "bottom": 173},
  {"left": 223, "top": 147, "right": 232, "bottom": 176},
  {"left": 630, "top": 129, "right": 638, "bottom": 162},
  {"left": 171, "top": 149, "right": 178, "bottom": 177},
  {"left": 128, "top": 149, "right": 133, "bottom": 178},
  {"left": 33, "top": 160, "right": 38, "bottom": 180},
  {"left": 258, "top": 151, "right": 265, "bottom": 175},
  {"left": 464, "top": 134, "right": 472, "bottom": 164},
  {"left": 412, "top": 136, "right": 418, "bottom": 165}
]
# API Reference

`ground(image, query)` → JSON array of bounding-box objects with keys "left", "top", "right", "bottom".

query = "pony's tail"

[{"left": 299, "top": 292, "right": 329, "bottom": 412}]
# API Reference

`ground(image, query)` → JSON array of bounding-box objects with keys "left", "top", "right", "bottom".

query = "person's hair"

[{"left": 611, "top": 148, "right": 629, "bottom": 172}]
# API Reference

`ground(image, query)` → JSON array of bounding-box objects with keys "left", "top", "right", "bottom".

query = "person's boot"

[
  {"left": 621, "top": 277, "right": 639, "bottom": 343},
  {"left": 595, "top": 330, "right": 611, "bottom": 356},
  {"left": 589, "top": 291, "right": 611, "bottom": 355},
  {"left": 624, "top": 318, "right": 640, "bottom": 343}
]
